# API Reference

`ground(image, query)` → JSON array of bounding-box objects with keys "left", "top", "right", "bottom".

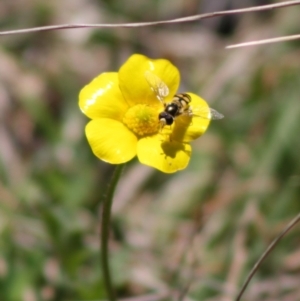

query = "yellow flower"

[{"left": 79, "top": 54, "right": 217, "bottom": 173}]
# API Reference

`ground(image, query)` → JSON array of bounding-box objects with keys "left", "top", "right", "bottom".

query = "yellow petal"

[
  {"left": 119, "top": 54, "right": 180, "bottom": 107},
  {"left": 137, "top": 135, "right": 191, "bottom": 173},
  {"left": 85, "top": 119, "right": 137, "bottom": 164},
  {"left": 79, "top": 72, "right": 128, "bottom": 121},
  {"left": 171, "top": 93, "right": 211, "bottom": 142}
]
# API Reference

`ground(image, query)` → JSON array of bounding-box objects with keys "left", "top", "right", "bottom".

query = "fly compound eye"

[{"left": 159, "top": 112, "right": 174, "bottom": 125}]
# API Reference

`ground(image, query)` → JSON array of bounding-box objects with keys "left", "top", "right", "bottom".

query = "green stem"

[{"left": 101, "top": 164, "right": 125, "bottom": 301}]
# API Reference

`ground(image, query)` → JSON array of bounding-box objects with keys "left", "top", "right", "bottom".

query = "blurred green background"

[{"left": 1, "top": 1, "right": 300, "bottom": 300}]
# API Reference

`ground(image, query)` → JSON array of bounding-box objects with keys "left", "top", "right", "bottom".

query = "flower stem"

[{"left": 101, "top": 164, "right": 125, "bottom": 301}]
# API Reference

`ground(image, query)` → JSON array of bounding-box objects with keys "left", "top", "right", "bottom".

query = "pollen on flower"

[{"left": 123, "top": 104, "right": 160, "bottom": 137}]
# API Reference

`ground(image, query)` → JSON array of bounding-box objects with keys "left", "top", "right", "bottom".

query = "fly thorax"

[{"left": 165, "top": 103, "right": 179, "bottom": 116}]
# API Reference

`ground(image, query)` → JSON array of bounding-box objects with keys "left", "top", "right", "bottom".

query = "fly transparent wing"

[
  {"left": 190, "top": 105, "right": 224, "bottom": 120},
  {"left": 209, "top": 108, "right": 224, "bottom": 120},
  {"left": 144, "top": 71, "right": 169, "bottom": 102}
]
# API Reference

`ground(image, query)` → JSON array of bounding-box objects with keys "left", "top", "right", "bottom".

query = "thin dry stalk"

[
  {"left": 0, "top": 0, "right": 300, "bottom": 36},
  {"left": 236, "top": 211, "right": 300, "bottom": 301},
  {"left": 226, "top": 34, "right": 300, "bottom": 49}
]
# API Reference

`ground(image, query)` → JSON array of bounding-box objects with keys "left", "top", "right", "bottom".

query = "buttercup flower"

[{"left": 79, "top": 54, "right": 221, "bottom": 173}]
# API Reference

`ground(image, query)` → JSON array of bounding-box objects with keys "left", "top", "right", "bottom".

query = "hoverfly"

[{"left": 145, "top": 71, "right": 223, "bottom": 128}]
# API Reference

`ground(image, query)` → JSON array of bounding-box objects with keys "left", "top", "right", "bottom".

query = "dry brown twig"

[
  {"left": 0, "top": 0, "right": 299, "bottom": 37},
  {"left": 235, "top": 212, "right": 300, "bottom": 301},
  {"left": 226, "top": 33, "right": 300, "bottom": 49},
  {"left": 117, "top": 206, "right": 300, "bottom": 301}
]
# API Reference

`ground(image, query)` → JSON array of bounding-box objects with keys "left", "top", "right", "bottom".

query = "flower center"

[{"left": 123, "top": 104, "right": 159, "bottom": 137}]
